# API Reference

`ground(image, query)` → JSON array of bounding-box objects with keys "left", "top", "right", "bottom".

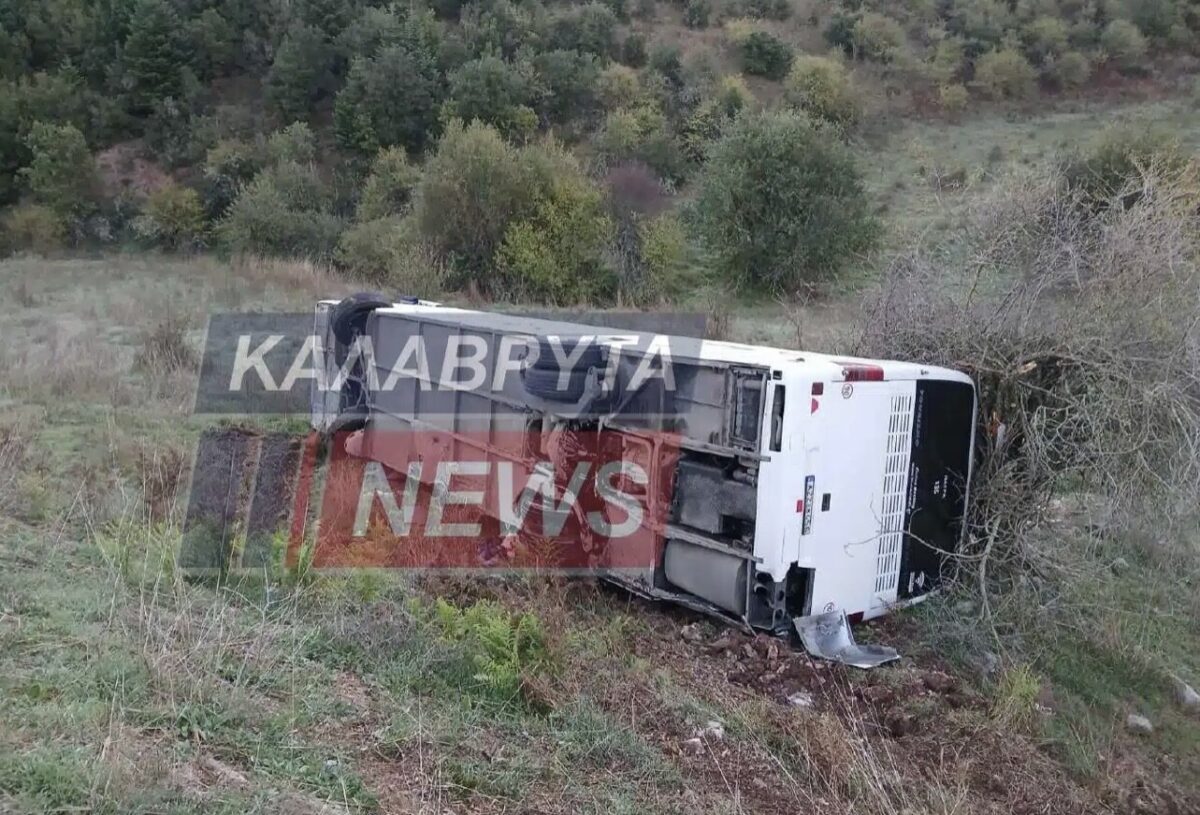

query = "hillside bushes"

[{"left": 694, "top": 110, "right": 877, "bottom": 292}]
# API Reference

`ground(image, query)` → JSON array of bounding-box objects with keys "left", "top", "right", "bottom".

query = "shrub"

[
  {"left": 532, "top": 50, "right": 600, "bottom": 126},
  {"left": 621, "top": 32, "right": 648, "bottom": 67},
  {"left": 21, "top": 122, "right": 96, "bottom": 217},
  {"left": 938, "top": 82, "right": 970, "bottom": 114},
  {"left": 135, "top": 183, "right": 208, "bottom": 250},
  {"left": 265, "top": 23, "right": 333, "bottom": 122},
  {"left": 852, "top": 12, "right": 907, "bottom": 63},
  {"left": 1062, "top": 125, "right": 1187, "bottom": 204},
  {"left": 739, "top": 0, "right": 792, "bottom": 21},
  {"left": 612, "top": 211, "right": 692, "bottom": 306},
  {"left": 220, "top": 169, "right": 343, "bottom": 260},
  {"left": 684, "top": 0, "right": 712, "bottom": 29},
  {"left": 1100, "top": 20, "right": 1148, "bottom": 74},
  {"left": 597, "top": 64, "right": 642, "bottom": 110},
  {"left": 202, "top": 139, "right": 262, "bottom": 217},
  {"left": 334, "top": 43, "right": 441, "bottom": 156},
  {"left": 973, "top": 48, "right": 1037, "bottom": 99},
  {"left": 444, "top": 56, "right": 536, "bottom": 139},
  {"left": 694, "top": 110, "right": 877, "bottom": 291},
  {"left": 496, "top": 172, "right": 614, "bottom": 303},
  {"left": 413, "top": 120, "right": 537, "bottom": 278},
  {"left": 336, "top": 215, "right": 407, "bottom": 282},
  {"left": 549, "top": 3, "right": 618, "bottom": 58},
  {"left": 2, "top": 204, "right": 65, "bottom": 255},
  {"left": 595, "top": 104, "right": 688, "bottom": 183},
  {"left": 415, "top": 121, "right": 614, "bottom": 298},
  {"left": 739, "top": 31, "right": 793, "bottom": 80},
  {"left": 784, "top": 55, "right": 859, "bottom": 129},
  {"left": 267, "top": 122, "right": 317, "bottom": 165},
  {"left": 1047, "top": 50, "right": 1090, "bottom": 90},
  {"left": 1022, "top": 15, "right": 1069, "bottom": 65},
  {"left": 358, "top": 147, "right": 420, "bottom": 221}
]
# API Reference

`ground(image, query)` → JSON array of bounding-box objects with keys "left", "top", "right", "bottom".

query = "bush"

[
  {"left": 532, "top": 50, "right": 600, "bottom": 126},
  {"left": 496, "top": 171, "right": 614, "bottom": 303},
  {"left": 414, "top": 121, "right": 614, "bottom": 298},
  {"left": 595, "top": 104, "right": 688, "bottom": 184},
  {"left": 444, "top": 56, "right": 536, "bottom": 139},
  {"left": 739, "top": 31, "right": 793, "bottom": 80},
  {"left": 358, "top": 147, "right": 420, "bottom": 221},
  {"left": 220, "top": 169, "right": 343, "bottom": 260},
  {"left": 694, "top": 110, "right": 877, "bottom": 291},
  {"left": 202, "top": 139, "right": 262, "bottom": 218},
  {"left": 684, "top": 0, "right": 712, "bottom": 29},
  {"left": 414, "top": 121, "right": 524, "bottom": 276},
  {"left": 549, "top": 3, "right": 618, "bottom": 58},
  {"left": 621, "top": 32, "right": 648, "bottom": 66},
  {"left": 611, "top": 211, "right": 692, "bottom": 306},
  {"left": 1022, "top": 15, "right": 1069, "bottom": 65},
  {"left": 1047, "top": 50, "right": 1090, "bottom": 90},
  {"left": 2, "top": 204, "right": 65, "bottom": 255},
  {"left": 21, "top": 122, "right": 96, "bottom": 217},
  {"left": 1062, "top": 125, "right": 1187, "bottom": 204},
  {"left": 265, "top": 23, "right": 333, "bottom": 122},
  {"left": 334, "top": 42, "right": 442, "bottom": 156},
  {"left": 597, "top": 64, "right": 642, "bottom": 110},
  {"left": 134, "top": 183, "right": 208, "bottom": 250},
  {"left": 336, "top": 215, "right": 407, "bottom": 282},
  {"left": 267, "top": 122, "right": 317, "bottom": 165},
  {"left": 852, "top": 12, "right": 907, "bottom": 63},
  {"left": 973, "top": 48, "right": 1037, "bottom": 99},
  {"left": 784, "top": 55, "right": 859, "bottom": 129},
  {"left": 1100, "top": 20, "right": 1148, "bottom": 74},
  {"left": 938, "top": 82, "right": 970, "bottom": 114}
]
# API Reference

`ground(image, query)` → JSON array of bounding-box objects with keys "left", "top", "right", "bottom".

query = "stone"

[
  {"left": 697, "top": 720, "right": 725, "bottom": 740},
  {"left": 787, "top": 691, "right": 815, "bottom": 709},
  {"left": 1125, "top": 713, "right": 1153, "bottom": 735},
  {"left": 1172, "top": 676, "right": 1200, "bottom": 710},
  {"left": 682, "top": 737, "right": 704, "bottom": 755},
  {"left": 680, "top": 622, "right": 704, "bottom": 643}
]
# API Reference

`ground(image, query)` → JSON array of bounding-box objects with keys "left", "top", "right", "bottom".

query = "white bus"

[{"left": 311, "top": 295, "right": 976, "bottom": 659}]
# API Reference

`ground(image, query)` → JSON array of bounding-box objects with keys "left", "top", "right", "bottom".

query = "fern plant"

[{"left": 432, "top": 598, "right": 551, "bottom": 707}]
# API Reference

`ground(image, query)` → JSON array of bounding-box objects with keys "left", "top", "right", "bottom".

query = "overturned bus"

[{"left": 310, "top": 294, "right": 976, "bottom": 660}]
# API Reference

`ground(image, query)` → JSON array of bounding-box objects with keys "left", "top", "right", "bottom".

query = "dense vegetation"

[{"left": 1, "top": 0, "right": 1198, "bottom": 301}]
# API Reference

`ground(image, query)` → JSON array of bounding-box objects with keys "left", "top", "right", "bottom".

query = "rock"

[
  {"left": 321, "top": 759, "right": 340, "bottom": 776},
  {"left": 976, "top": 651, "right": 1001, "bottom": 679},
  {"left": 1172, "top": 676, "right": 1200, "bottom": 709},
  {"left": 885, "top": 709, "right": 914, "bottom": 737},
  {"left": 922, "top": 671, "right": 955, "bottom": 693},
  {"left": 682, "top": 737, "right": 704, "bottom": 755},
  {"left": 1126, "top": 713, "right": 1153, "bottom": 735},
  {"left": 861, "top": 685, "right": 895, "bottom": 705},
  {"left": 697, "top": 720, "right": 725, "bottom": 740},
  {"left": 1110, "top": 557, "right": 1131, "bottom": 574},
  {"left": 707, "top": 635, "right": 735, "bottom": 654},
  {"left": 680, "top": 622, "right": 704, "bottom": 644},
  {"left": 787, "top": 691, "right": 815, "bottom": 709}
]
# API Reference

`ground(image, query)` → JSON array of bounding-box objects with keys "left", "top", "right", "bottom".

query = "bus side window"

[{"left": 769, "top": 385, "right": 786, "bottom": 452}]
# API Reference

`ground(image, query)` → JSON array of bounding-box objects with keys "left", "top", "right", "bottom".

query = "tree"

[
  {"left": 265, "top": 23, "right": 332, "bottom": 122},
  {"left": 358, "top": 147, "right": 420, "bottom": 220},
  {"left": 784, "top": 55, "right": 859, "bottom": 129},
  {"left": 532, "top": 50, "right": 600, "bottom": 126},
  {"left": 443, "top": 56, "right": 535, "bottom": 138},
  {"left": 973, "top": 48, "right": 1036, "bottom": 99},
  {"left": 694, "top": 111, "right": 877, "bottom": 291},
  {"left": 334, "top": 43, "right": 441, "bottom": 156},
  {"left": 1100, "top": 20, "right": 1148, "bottom": 74},
  {"left": 740, "top": 32, "right": 793, "bottom": 80},
  {"left": 122, "top": 0, "right": 186, "bottom": 114},
  {"left": 21, "top": 122, "right": 95, "bottom": 217}
]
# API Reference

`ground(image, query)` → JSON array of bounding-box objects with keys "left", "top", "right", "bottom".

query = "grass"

[{"left": 3, "top": 182, "right": 1200, "bottom": 814}]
